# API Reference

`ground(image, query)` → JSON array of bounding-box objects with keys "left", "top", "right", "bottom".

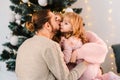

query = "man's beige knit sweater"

[{"left": 15, "top": 35, "right": 87, "bottom": 80}]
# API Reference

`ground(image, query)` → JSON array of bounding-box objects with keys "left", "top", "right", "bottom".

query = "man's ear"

[
  {"left": 44, "top": 22, "right": 51, "bottom": 30},
  {"left": 44, "top": 22, "right": 48, "bottom": 28}
]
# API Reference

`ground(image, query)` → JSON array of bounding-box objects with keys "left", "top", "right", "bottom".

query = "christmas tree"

[{"left": 0, "top": 0, "right": 82, "bottom": 71}]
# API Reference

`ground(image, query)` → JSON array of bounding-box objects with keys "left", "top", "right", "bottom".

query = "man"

[{"left": 15, "top": 9, "right": 88, "bottom": 80}]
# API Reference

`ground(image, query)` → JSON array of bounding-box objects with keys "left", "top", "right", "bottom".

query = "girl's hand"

[{"left": 70, "top": 50, "right": 77, "bottom": 63}]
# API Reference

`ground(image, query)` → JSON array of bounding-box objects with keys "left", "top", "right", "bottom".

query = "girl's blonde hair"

[{"left": 63, "top": 12, "right": 88, "bottom": 44}]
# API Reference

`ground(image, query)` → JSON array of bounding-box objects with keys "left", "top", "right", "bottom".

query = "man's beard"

[{"left": 49, "top": 21, "right": 59, "bottom": 35}]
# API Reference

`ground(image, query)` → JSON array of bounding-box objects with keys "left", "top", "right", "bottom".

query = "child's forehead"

[
  {"left": 63, "top": 17, "right": 70, "bottom": 22},
  {"left": 63, "top": 16, "right": 70, "bottom": 20}
]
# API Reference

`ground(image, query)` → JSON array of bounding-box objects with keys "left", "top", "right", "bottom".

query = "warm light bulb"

[
  {"left": 87, "top": 7, "right": 91, "bottom": 11},
  {"left": 85, "top": 15, "right": 89, "bottom": 19},
  {"left": 28, "top": 2, "right": 31, "bottom": 6},
  {"left": 108, "top": 9, "right": 112, "bottom": 14},
  {"left": 111, "top": 62, "right": 114, "bottom": 65},
  {"left": 106, "top": 40, "right": 109, "bottom": 43},
  {"left": 28, "top": 14, "right": 32, "bottom": 16},
  {"left": 110, "top": 54, "right": 114, "bottom": 58},
  {"left": 108, "top": 46, "right": 112, "bottom": 49},
  {"left": 108, "top": 17, "right": 112, "bottom": 21},
  {"left": 87, "top": 22, "right": 92, "bottom": 26},
  {"left": 111, "top": 67, "right": 114, "bottom": 70},
  {"left": 84, "top": 0, "right": 88, "bottom": 3},
  {"left": 62, "top": 9, "right": 66, "bottom": 12},
  {"left": 20, "top": 1, "right": 23, "bottom": 4}
]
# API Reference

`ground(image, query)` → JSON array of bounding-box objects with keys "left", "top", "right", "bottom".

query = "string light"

[
  {"left": 83, "top": 0, "right": 116, "bottom": 72},
  {"left": 110, "top": 53, "right": 114, "bottom": 58},
  {"left": 20, "top": 1, "right": 23, "bottom": 4},
  {"left": 84, "top": 0, "right": 88, "bottom": 4},
  {"left": 108, "top": 1, "right": 115, "bottom": 72},
  {"left": 108, "top": 9, "right": 112, "bottom": 14},
  {"left": 84, "top": 0, "right": 92, "bottom": 28},
  {"left": 87, "top": 6, "right": 91, "bottom": 12},
  {"left": 108, "top": 46, "right": 112, "bottom": 49},
  {"left": 87, "top": 22, "right": 92, "bottom": 27},
  {"left": 28, "top": 14, "right": 32, "bottom": 16},
  {"left": 108, "top": 16, "right": 112, "bottom": 21},
  {"left": 28, "top": 2, "right": 31, "bottom": 7},
  {"left": 85, "top": 15, "right": 89, "bottom": 19},
  {"left": 62, "top": 8, "right": 66, "bottom": 12},
  {"left": 111, "top": 67, "right": 114, "bottom": 70},
  {"left": 111, "top": 62, "right": 114, "bottom": 65},
  {"left": 106, "top": 40, "right": 109, "bottom": 43}
]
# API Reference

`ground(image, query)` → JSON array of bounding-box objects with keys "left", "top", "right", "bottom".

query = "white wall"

[
  {"left": 71, "top": 0, "right": 120, "bottom": 75},
  {"left": 0, "top": 1, "right": 17, "bottom": 80},
  {"left": 0, "top": 0, "right": 120, "bottom": 75},
  {"left": 0, "top": 0, "right": 11, "bottom": 53}
]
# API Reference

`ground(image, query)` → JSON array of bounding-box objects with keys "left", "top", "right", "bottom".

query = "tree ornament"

[
  {"left": 21, "top": 23, "right": 25, "bottom": 27},
  {"left": 22, "top": 0, "right": 29, "bottom": 3},
  {"left": 65, "top": 7, "right": 73, "bottom": 12},
  {"left": 13, "top": 49, "right": 17, "bottom": 55},
  {"left": 10, "top": 36, "right": 19, "bottom": 46},
  {"left": 15, "top": 14, "right": 21, "bottom": 20},
  {"left": 4, "top": 47, "right": 12, "bottom": 53},
  {"left": 38, "top": 0, "right": 47, "bottom": 6},
  {"left": 16, "top": 20, "right": 21, "bottom": 25}
]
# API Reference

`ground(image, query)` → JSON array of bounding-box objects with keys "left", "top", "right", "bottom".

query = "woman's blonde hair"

[{"left": 63, "top": 12, "right": 88, "bottom": 44}]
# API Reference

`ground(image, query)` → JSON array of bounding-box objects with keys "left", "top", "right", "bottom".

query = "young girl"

[{"left": 60, "top": 12, "right": 120, "bottom": 80}]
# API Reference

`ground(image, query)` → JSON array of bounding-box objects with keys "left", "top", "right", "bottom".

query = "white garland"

[
  {"left": 65, "top": 8, "right": 73, "bottom": 12},
  {"left": 10, "top": 36, "right": 19, "bottom": 46},
  {"left": 38, "top": 0, "right": 47, "bottom": 6},
  {"left": 22, "top": 0, "right": 29, "bottom": 3}
]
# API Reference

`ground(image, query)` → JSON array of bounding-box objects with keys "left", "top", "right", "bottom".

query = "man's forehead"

[{"left": 49, "top": 12, "right": 55, "bottom": 18}]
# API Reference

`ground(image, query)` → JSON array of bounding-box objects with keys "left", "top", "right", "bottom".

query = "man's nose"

[
  {"left": 60, "top": 22, "right": 63, "bottom": 26},
  {"left": 56, "top": 21, "right": 61, "bottom": 26}
]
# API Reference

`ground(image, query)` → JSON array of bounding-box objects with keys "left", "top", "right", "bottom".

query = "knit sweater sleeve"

[{"left": 43, "top": 42, "right": 87, "bottom": 80}]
